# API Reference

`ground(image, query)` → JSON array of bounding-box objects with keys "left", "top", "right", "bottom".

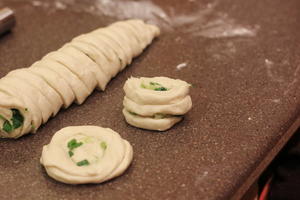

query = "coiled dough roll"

[
  {"left": 124, "top": 77, "right": 191, "bottom": 105},
  {"left": 123, "top": 95, "right": 192, "bottom": 116},
  {"left": 40, "top": 126, "right": 133, "bottom": 184},
  {"left": 122, "top": 109, "right": 183, "bottom": 131},
  {"left": 0, "top": 19, "right": 159, "bottom": 138},
  {"left": 122, "top": 77, "right": 192, "bottom": 131},
  {"left": 0, "top": 93, "right": 32, "bottom": 138}
]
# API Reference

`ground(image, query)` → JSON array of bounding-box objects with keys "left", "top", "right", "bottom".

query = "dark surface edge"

[{"left": 231, "top": 115, "right": 300, "bottom": 200}]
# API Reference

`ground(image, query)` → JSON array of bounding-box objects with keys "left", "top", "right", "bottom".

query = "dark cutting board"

[{"left": 0, "top": 0, "right": 299, "bottom": 199}]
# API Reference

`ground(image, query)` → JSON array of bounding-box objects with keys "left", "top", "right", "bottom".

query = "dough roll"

[
  {"left": 7, "top": 68, "right": 63, "bottom": 117},
  {"left": 123, "top": 95, "right": 192, "bottom": 116},
  {"left": 124, "top": 77, "right": 191, "bottom": 105},
  {"left": 40, "top": 126, "right": 133, "bottom": 184},
  {"left": 122, "top": 108, "right": 182, "bottom": 131},
  {"left": 0, "top": 92, "right": 33, "bottom": 138},
  {"left": 0, "top": 20, "right": 160, "bottom": 138},
  {"left": 122, "top": 77, "right": 192, "bottom": 131}
]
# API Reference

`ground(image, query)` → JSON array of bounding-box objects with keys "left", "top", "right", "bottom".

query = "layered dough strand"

[
  {"left": 40, "top": 126, "right": 133, "bottom": 184},
  {"left": 0, "top": 20, "right": 160, "bottom": 138},
  {"left": 122, "top": 77, "right": 192, "bottom": 131}
]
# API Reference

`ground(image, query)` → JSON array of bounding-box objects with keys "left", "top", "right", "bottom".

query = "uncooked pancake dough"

[
  {"left": 40, "top": 126, "right": 133, "bottom": 184},
  {"left": 122, "top": 77, "right": 192, "bottom": 131},
  {"left": 0, "top": 19, "right": 160, "bottom": 138}
]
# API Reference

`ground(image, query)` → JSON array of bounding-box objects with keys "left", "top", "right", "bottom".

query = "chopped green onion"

[
  {"left": 11, "top": 109, "right": 24, "bottom": 129},
  {"left": 141, "top": 81, "right": 168, "bottom": 91},
  {"left": 68, "top": 151, "right": 74, "bottom": 157},
  {"left": 0, "top": 115, "right": 6, "bottom": 121},
  {"left": 1, "top": 109, "right": 24, "bottom": 133},
  {"left": 67, "top": 139, "right": 83, "bottom": 151},
  {"left": 128, "top": 111, "right": 138, "bottom": 116},
  {"left": 141, "top": 83, "right": 147, "bottom": 89},
  {"left": 3, "top": 121, "right": 13, "bottom": 133},
  {"left": 154, "top": 87, "right": 167, "bottom": 91},
  {"left": 150, "top": 82, "right": 160, "bottom": 86},
  {"left": 77, "top": 159, "right": 89, "bottom": 166},
  {"left": 100, "top": 141, "right": 107, "bottom": 150}
]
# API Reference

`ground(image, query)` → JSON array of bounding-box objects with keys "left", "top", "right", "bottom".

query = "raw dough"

[
  {"left": 44, "top": 51, "right": 97, "bottom": 93},
  {"left": 123, "top": 95, "right": 192, "bottom": 116},
  {"left": 59, "top": 46, "right": 109, "bottom": 91},
  {"left": 2, "top": 76, "right": 52, "bottom": 123},
  {"left": 0, "top": 20, "right": 160, "bottom": 138},
  {"left": 30, "top": 61, "right": 76, "bottom": 107},
  {"left": 0, "top": 78, "right": 42, "bottom": 131},
  {"left": 7, "top": 68, "right": 63, "bottom": 116},
  {"left": 122, "top": 76, "right": 192, "bottom": 131},
  {"left": 0, "top": 92, "right": 32, "bottom": 138},
  {"left": 123, "top": 109, "right": 182, "bottom": 131},
  {"left": 40, "top": 126, "right": 133, "bottom": 184},
  {"left": 124, "top": 77, "right": 191, "bottom": 105}
]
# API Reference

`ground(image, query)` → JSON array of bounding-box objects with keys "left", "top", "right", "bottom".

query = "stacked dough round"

[
  {"left": 40, "top": 126, "right": 133, "bottom": 184},
  {"left": 0, "top": 19, "right": 160, "bottom": 138},
  {"left": 122, "top": 77, "right": 192, "bottom": 131}
]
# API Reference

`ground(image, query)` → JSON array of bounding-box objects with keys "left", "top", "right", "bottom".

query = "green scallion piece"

[
  {"left": 3, "top": 121, "right": 13, "bottom": 133},
  {"left": 100, "top": 141, "right": 107, "bottom": 150},
  {"left": 77, "top": 159, "right": 89, "bottom": 166},
  {"left": 141, "top": 81, "right": 168, "bottom": 91},
  {"left": 154, "top": 87, "right": 167, "bottom": 91},
  {"left": 67, "top": 139, "right": 83, "bottom": 151},
  {"left": 68, "top": 151, "right": 74, "bottom": 157},
  {"left": 11, "top": 109, "right": 24, "bottom": 129}
]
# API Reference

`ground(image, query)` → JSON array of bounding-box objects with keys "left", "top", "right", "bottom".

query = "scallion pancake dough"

[
  {"left": 40, "top": 126, "right": 133, "bottom": 184},
  {"left": 1, "top": 76, "right": 53, "bottom": 123},
  {"left": 124, "top": 77, "right": 191, "bottom": 105},
  {"left": 35, "top": 59, "right": 89, "bottom": 105},
  {"left": 0, "top": 19, "right": 160, "bottom": 138},
  {"left": 122, "top": 76, "right": 192, "bottom": 131},
  {"left": 123, "top": 95, "right": 192, "bottom": 117},
  {"left": 0, "top": 78, "right": 42, "bottom": 131},
  {"left": 44, "top": 51, "right": 97, "bottom": 93},
  {"left": 89, "top": 31, "right": 129, "bottom": 68},
  {"left": 92, "top": 29, "right": 133, "bottom": 66},
  {"left": 30, "top": 61, "right": 76, "bottom": 108},
  {"left": 123, "top": 109, "right": 182, "bottom": 131},
  {"left": 65, "top": 41, "right": 116, "bottom": 80},
  {"left": 59, "top": 46, "right": 109, "bottom": 91},
  {"left": 7, "top": 68, "right": 63, "bottom": 117},
  {"left": 0, "top": 92, "right": 32, "bottom": 138},
  {"left": 73, "top": 33, "right": 124, "bottom": 74}
]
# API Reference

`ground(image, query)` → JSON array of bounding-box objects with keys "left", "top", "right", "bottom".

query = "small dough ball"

[
  {"left": 40, "top": 126, "right": 133, "bottom": 184},
  {"left": 123, "top": 77, "right": 191, "bottom": 105},
  {"left": 122, "top": 109, "right": 182, "bottom": 131}
]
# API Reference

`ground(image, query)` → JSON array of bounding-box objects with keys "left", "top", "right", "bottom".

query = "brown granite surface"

[{"left": 0, "top": 0, "right": 299, "bottom": 199}]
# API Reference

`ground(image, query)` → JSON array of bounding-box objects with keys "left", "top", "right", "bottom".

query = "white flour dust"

[
  {"left": 28, "top": 0, "right": 259, "bottom": 39},
  {"left": 264, "top": 58, "right": 300, "bottom": 96},
  {"left": 176, "top": 62, "right": 188, "bottom": 70}
]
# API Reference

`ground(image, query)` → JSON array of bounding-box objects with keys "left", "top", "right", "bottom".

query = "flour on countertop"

[
  {"left": 176, "top": 63, "right": 188, "bottom": 70},
  {"left": 28, "top": 0, "right": 258, "bottom": 39},
  {"left": 265, "top": 59, "right": 284, "bottom": 83}
]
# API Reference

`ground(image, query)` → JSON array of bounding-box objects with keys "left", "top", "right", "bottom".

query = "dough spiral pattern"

[
  {"left": 0, "top": 20, "right": 160, "bottom": 138},
  {"left": 40, "top": 126, "right": 133, "bottom": 184},
  {"left": 123, "top": 77, "right": 192, "bottom": 131}
]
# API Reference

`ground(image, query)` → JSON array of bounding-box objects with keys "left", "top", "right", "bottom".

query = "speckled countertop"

[{"left": 0, "top": 0, "right": 299, "bottom": 200}]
